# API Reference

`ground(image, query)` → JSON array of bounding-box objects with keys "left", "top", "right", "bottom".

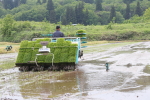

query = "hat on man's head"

[{"left": 56, "top": 26, "right": 60, "bottom": 29}]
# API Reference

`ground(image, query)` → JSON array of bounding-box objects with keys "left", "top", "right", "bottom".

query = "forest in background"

[
  {"left": 0, "top": 0, "right": 150, "bottom": 25},
  {"left": 1, "top": 0, "right": 150, "bottom": 42}
]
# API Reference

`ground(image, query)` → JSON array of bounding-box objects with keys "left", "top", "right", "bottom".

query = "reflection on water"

[
  {"left": 143, "top": 65, "right": 150, "bottom": 74},
  {"left": 18, "top": 71, "right": 81, "bottom": 99},
  {"left": 136, "top": 76, "right": 150, "bottom": 88},
  {"left": 79, "top": 64, "right": 133, "bottom": 91},
  {"left": 0, "top": 68, "right": 88, "bottom": 99},
  {"left": 2, "top": 65, "right": 135, "bottom": 99}
]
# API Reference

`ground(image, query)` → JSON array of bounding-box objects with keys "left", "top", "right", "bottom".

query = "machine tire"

[
  {"left": 32, "top": 68, "right": 36, "bottom": 72},
  {"left": 19, "top": 67, "right": 23, "bottom": 72},
  {"left": 40, "top": 67, "right": 44, "bottom": 71},
  {"left": 48, "top": 66, "right": 53, "bottom": 71},
  {"left": 22, "top": 66, "right": 29, "bottom": 72}
]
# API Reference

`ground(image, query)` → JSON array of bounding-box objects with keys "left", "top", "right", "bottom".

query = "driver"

[{"left": 52, "top": 26, "right": 65, "bottom": 37}]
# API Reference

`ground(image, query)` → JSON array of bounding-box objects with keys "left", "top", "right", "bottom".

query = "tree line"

[
  {"left": 1, "top": 0, "right": 27, "bottom": 9},
  {"left": 0, "top": 0, "right": 149, "bottom": 25}
]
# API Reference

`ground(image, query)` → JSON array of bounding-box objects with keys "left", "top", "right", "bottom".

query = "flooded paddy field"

[{"left": 1, "top": 41, "right": 150, "bottom": 100}]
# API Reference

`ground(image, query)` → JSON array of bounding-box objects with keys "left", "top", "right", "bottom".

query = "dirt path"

[{"left": 0, "top": 42, "right": 150, "bottom": 100}]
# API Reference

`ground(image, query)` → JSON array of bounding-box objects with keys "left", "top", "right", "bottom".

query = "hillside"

[
  {"left": 0, "top": 0, "right": 150, "bottom": 25},
  {"left": 1, "top": 0, "right": 150, "bottom": 42}
]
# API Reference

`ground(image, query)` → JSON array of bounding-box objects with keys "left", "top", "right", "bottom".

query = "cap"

[{"left": 56, "top": 26, "right": 60, "bottom": 29}]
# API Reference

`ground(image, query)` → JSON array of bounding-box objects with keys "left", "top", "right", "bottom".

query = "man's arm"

[
  {"left": 62, "top": 33, "right": 65, "bottom": 37},
  {"left": 52, "top": 33, "right": 54, "bottom": 37},
  {"left": 52, "top": 32, "right": 55, "bottom": 37}
]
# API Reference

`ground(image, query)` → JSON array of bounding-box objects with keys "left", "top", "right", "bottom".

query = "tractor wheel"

[
  {"left": 63, "top": 66, "right": 67, "bottom": 71},
  {"left": 48, "top": 66, "right": 53, "bottom": 71},
  {"left": 32, "top": 68, "right": 36, "bottom": 72},
  {"left": 19, "top": 67, "right": 23, "bottom": 72},
  {"left": 22, "top": 66, "right": 29, "bottom": 72},
  {"left": 40, "top": 67, "right": 44, "bottom": 71},
  {"left": 70, "top": 65, "right": 74, "bottom": 71}
]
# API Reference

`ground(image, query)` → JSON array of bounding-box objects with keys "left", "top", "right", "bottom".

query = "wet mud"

[{"left": 1, "top": 42, "right": 150, "bottom": 99}]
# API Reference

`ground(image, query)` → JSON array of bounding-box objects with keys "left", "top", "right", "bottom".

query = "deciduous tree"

[
  {"left": 143, "top": 7, "right": 150, "bottom": 20},
  {"left": 1, "top": 14, "right": 14, "bottom": 37}
]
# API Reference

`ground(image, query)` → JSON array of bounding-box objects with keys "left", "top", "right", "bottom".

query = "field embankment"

[{"left": 1, "top": 21, "right": 150, "bottom": 42}]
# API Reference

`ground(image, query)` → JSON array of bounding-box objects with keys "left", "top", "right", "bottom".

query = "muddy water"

[
  {"left": 0, "top": 53, "right": 17, "bottom": 62},
  {"left": 1, "top": 42, "right": 150, "bottom": 99}
]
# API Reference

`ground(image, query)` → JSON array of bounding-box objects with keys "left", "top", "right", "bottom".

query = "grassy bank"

[{"left": 1, "top": 21, "right": 150, "bottom": 42}]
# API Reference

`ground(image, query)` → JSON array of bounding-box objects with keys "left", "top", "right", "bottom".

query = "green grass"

[
  {"left": 34, "top": 22, "right": 150, "bottom": 41},
  {"left": 2, "top": 21, "right": 150, "bottom": 42}
]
